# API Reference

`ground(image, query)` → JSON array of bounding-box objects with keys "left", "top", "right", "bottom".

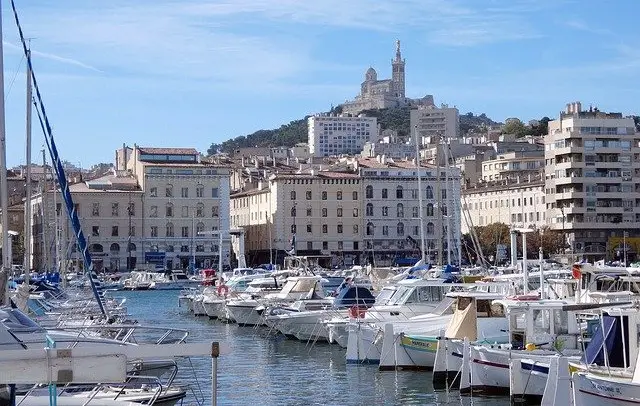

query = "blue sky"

[{"left": 1, "top": 0, "right": 639, "bottom": 167}]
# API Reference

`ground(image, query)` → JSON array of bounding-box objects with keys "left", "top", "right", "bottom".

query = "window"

[
  {"left": 323, "top": 241, "right": 328, "bottom": 250},
  {"left": 337, "top": 224, "right": 343, "bottom": 234},
  {"left": 307, "top": 224, "right": 312, "bottom": 233},
  {"left": 382, "top": 206, "right": 389, "bottom": 217},
  {"left": 337, "top": 191, "right": 343, "bottom": 200},
  {"left": 426, "top": 186, "right": 433, "bottom": 199},
  {"left": 322, "top": 208, "right": 328, "bottom": 217},
  {"left": 338, "top": 241, "right": 344, "bottom": 250},
  {"left": 353, "top": 224, "right": 359, "bottom": 234},
  {"left": 182, "top": 206, "right": 189, "bottom": 217},
  {"left": 306, "top": 207, "right": 312, "bottom": 217},
  {"left": 180, "top": 245, "right": 189, "bottom": 252},
  {"left": 196, "top": 245, "right": 205, "bottom": 252},
  {"left": 92, "top": 226, "right": 100, "bottom": 236},
  {"left": 129, "top": 226, "right": 135, "bottom": 237},
  {"left": 127, "top": 202, "right": 135, "bottom": 216},
  {"left": 337, "top": 208, "right": 343, "bottom": 217},
  {"left": 413, "top": 226, "right": 419, "bottom": 235},
  {"left": 353, "top": 208, "right": 359, "bottom": 217},
  {"left": 397, "top": 222, "right": 404, "bottom": 236},
  {"left": 382, "top": 188, "right": 388, "bottom": 199},
  {"left": 196, "top": 185, "right": 204, "bottom": 198},
  {"left": 322, "top": 191, "right": 327, "bottom": 200},
  {"left": 212, "top": 206, "right": 219, "bottom": 217},
  {"left": 150, "top": 226, "right": 158, "bottom": 237},
  {"left": 166, "top": 184, "right": 173, "bottom": 197},
  {"left": 412, "top": 207, "right": 419, "bottom": 218},
  {"left": 196, "top": 222, "right": 204, "bottom": 235},
  {"left": 290, "top": 191, "right": 296, "bottom": 200},
  {"left": 291, "top": 206, "right": 297, "bottom": 217},
  {"left": 397, "top": 203, "right": 404, "bottom": 218},
  {"left": 166, "top": 223, "right": 174, "bottom": 237},
  {"left": 307, "top": 241, "right": 313, "bottom": 250},
  {"left": 396, "top": 186, "right": 403, "bottom": 199},
  {"left": 111, "top": 226, "right": 118, "bottom": 237},
  {"left": 442, "top": 205, "right": 448, "bottom": 216},
  {"left": 306, "top": 191, "right": 312, "bottom": 200},
  {"left": 426, "top": 203, "right": 434, "bottom": 217},
  {"left": 442, "top": 189, "right": 447, "bottom": 199},
  {"left": 181, "top": 187, "right": 189, "bottom": 198},
  {"left": 366, "top": 203, "right": 373, "bottom": 216},
  {"left": 150, "top": 187, "right": 157, "bottom": 197},
  {"left": 322, "top": 224, "right": 328, "bottom": 233},
  {"left": 111, "top": 203, "right": 119, "bottom": 216},
  {"left": 382, "top": 225, "right": 389, "bottom": 236},
  {"left": 352, "top": 191, "right": 358, "bottom": 200},
  {"left": 211, "top": 187, "right": 219, "bottom": 198},
  {"left": 365, "top": 185, "right": 373, "bottom": 199},
  {"left": 166, "top": 203, "right": 174, "bottom": 217},
  {"left": 291, "top": 224, "right": 297, "bottom": 233},
  {"left": 181, "top": 226, "right": 189, "bottom": 237},
  {"left": 366, "top": 222, "right": 374, "bottom": 236},
  {"left": 353, "top": 242, "right": 359, "bottom": 250},
  {"left": 92, "top": 203, "right": 100, "bottom": 216},
  {"left": 150, "top": 206, "right": 158, "bottom": 217},
  {"left": 196, "top": 203, "right": 204, "bottom": 217},
  {"left": 427, "top": 222, "right": 435, "bottom": 235}
]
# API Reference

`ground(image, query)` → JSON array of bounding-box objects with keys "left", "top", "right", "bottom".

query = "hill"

[{"left": 207, "top": 106, "right": 501, "bottom": 155}]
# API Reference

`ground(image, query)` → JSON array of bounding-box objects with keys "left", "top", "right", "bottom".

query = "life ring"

[{"left": 217, "top": 284, "right": 229, "bottom": 297}]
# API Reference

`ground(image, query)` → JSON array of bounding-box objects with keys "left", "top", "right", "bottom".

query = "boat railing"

[{"left": 48, "top": 324, "right": 190, "bottom": 345}]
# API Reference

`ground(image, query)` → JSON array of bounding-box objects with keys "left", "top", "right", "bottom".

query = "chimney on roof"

[
  {"left": 262, "top": 156, "right": 266, "bottom": 168},
  {"left": 241, "top": 156, "right": 245, "bottom": 167},
  {"left": 381, "top": 154, "right": 387, "bottom": 165}
]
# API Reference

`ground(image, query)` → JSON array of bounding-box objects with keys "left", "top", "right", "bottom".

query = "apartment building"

[
  {"left": 410, "top": 104, "right": 460, "bottom": 144},
  {"left": 308, "top": 114, "right": 377, "bottom": 157},
  {"left": 358, "top": 157, "right": 461, "bottom": 266},
  {"left": 461, "top": 176, "right": 545, "bottom": 234},
  {"left": 481, "top": 151, "right": 544, "bottom": 182},
  {"left": 29, "top": 145, "right": 231, "bottom": 272},
  {"left": 230, "top": 171, "right": 363, "bottom": 267},
  {"left": 545, "top": 102, "right": 640, "bottom": 260}
]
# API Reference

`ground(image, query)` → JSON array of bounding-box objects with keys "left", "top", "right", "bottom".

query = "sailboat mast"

[
  {"left": 52, "top": 165, "right": 60, "bottom": 271},
  {"left": 41, "top": 148, "right": 48, "bottom": 271},
  {"left": 435, "top": 139, "right": 443, "bottom": 267},
  {"left": 413, "top": 125, "right": 426, "bottom": 264},
  {"left": 24, "top": 47, "right": 32, "bottom": 279},
  {"left": 0, "top": 0, "right": 9, "bottom": 305},
  {"left": 444, "top": 138, "right": 452, "bottom": 265}
]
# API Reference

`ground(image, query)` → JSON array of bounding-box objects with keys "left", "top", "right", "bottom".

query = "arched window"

[
  {"left": 426, "top": 222, "right": 435, "bottom": 235},
  {"left": 89, "top": 243, "right": 103, "bottom": 253},
  {"left": 365, "top": 185, "right": 373, "bottom": 199},
  {"left": 196, "top": 203, "right": 204, "bottom": 217},
  {"left": 166, "top": 203, "right": 174, "bottom": 217},
  {"left": 366, "top": 203, "right": 374, "bottom": 216},
  {"left": 291, "top": 206, "right": 297, "bottom": 217},
  {"left": 196, "top": 222, "right": 205, "bottom": 235},
  {"left": 166, "top": 222, "right": 174, "bottom": 237},
  {"left": 128, "top": 242, "right": 136, "bottom": 251},
  {"left": 425, "top": 186, "right": 434, "bottom": 199},
  {"left": 397, "top": 203, "right": 404, "bottom": 218},
  {"left": 397, "top": 222, "right": 404, "bottom": 236},
  {"left": 366, "top": 222, "right": 374, "bottom": 236},
  {"left": 109, "top": 243, "right": 120, "bottom": 253},
  {"left": 290, "top": 191, "right": 296, "bottom": 200},
  {"left": 426, "top": 203, "right": 434, "bottom": 217},
  {"left": 396, "top": 186, "right": 403, "bottom": 199}
]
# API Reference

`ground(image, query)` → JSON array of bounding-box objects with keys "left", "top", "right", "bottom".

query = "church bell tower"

[{"left": 391, "top": 39, "right": 405, "bottom": 98}]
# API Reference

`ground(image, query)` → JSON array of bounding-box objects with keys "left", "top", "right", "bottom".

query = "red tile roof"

[{"left": 138, "top": 147, "right": 199, "bottom": 155}]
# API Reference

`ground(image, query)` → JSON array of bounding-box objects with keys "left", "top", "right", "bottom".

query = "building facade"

[
  {"left": 544, "top": 102, "right": 640, "bottom": 260},
  {"left": 481, "top": 151, "right": 544, "bottom": 182},
  {"left": 308, "top": 114, "right": 377, "bottom": 157},
  {"left": 410, "top": 104, "right": 460, "bottom": 144},
  {"left": 461, "top": 177, "right": 546, "bottom": 234}
]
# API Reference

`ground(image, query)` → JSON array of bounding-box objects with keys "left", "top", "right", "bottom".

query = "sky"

[{"left": 1, "top": 0, "right": 639, "bottom": 167}]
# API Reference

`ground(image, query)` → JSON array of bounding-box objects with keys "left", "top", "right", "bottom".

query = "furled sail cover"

[{"left": 445, "top": 298, "right": 477, "bottom": 341}]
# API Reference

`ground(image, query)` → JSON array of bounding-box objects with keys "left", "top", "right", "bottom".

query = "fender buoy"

[
  {"left": 349, "top": 305, "right": 366, "bottom": 319},
  {"left": 217, "top": 284, "right": 229, "bottom": 297},
  {"left": 572, "top": 264, "right": 581, "bottom": 279}
]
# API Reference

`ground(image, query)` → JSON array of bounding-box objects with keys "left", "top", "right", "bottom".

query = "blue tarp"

[{"left": 584, "top": 315, "right": 617, "bottom": 365}]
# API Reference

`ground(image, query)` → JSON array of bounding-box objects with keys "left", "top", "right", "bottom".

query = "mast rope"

[{"left": 11, "top": 0, "right": 107, "bottom": 317}]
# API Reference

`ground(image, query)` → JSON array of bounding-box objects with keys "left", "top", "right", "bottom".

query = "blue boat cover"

[{"left": 584, "top": 315, "right": 617, "bottom": 365}]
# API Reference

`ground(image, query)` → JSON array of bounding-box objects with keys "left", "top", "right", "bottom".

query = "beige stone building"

[
  {"left": 29, "top": 145, "right": 232, "bottom": 272},
  {"left": 481, "top": 151, "right": 544, "bottom": 182},
  {"left": 461, "top": 177, "right": 546, "bottom": 234},
  {"left": 410, "top": 104, "right": 460, "bottom": 144},
  {"left": 231, "top": 171, "right": 363, "bottom": 267},
  {"left": 545, "top": 102, "right": 640, "bottom": 260}
]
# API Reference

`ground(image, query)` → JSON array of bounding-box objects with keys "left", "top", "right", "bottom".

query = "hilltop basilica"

[{"left": 342, "top": 40, "right": 434, "bottom": 116}]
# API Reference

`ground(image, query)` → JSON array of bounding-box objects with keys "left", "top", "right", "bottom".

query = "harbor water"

[{"left": 119, "top": 289, "right": 511, "bottom": 406}]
